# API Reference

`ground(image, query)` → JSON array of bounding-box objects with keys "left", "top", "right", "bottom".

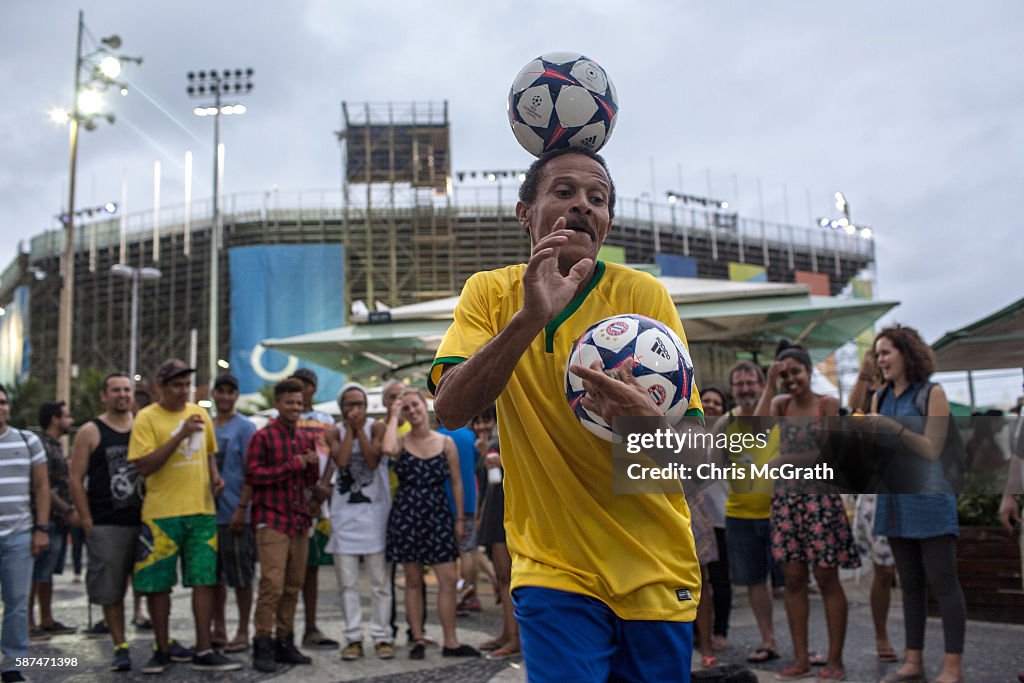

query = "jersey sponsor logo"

[{"left": 675, "top": 587, "right": 693, "bottom": 602}]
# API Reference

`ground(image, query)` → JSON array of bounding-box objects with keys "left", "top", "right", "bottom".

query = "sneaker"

[
  {"left": 1, "top": 671, "right": 26, "bottom": 682},
  {"left": 302, "top": 629, "right": 339, "bottom": 649},
  {"left": 409, "top": 642, "right": 425, "bottom": 660},
  {"left": 191, "top": 650, "right": 242, "bottom": 671},
  {"left": 42, "top": 620, "right": 77, "bottom": 635},
  {"left": 141, "top": 649, "right": 171, "bottom": 674},
  {"left": 442, "top": 644, "right": 481, "bottom": 657},
  {"left": 252, "top": 635, "right": 277, "bottom": 673},
  {"left": 375, "top": 641, "right": 395, "bottom": 659},
  {"left": 84, "top": 621, "right": 110, "bottom": 638},
  {"left": 341, "top": 641, "right": 364, "bottom": 660},
  {"left": 167, "top": 639, "right": 194, "bottom": 663},
  {"left": 110, "top": 644, "right": 131, "bottom": 672}
]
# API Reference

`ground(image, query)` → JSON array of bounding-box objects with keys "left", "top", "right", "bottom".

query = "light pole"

[
  {"left": 110, "top": 264, "right": 162, "bottom": 382},
  {"left": 187, "top": 68, "right": 253, "bottom": 389},
  {"left": 54, "top": 11, "right": 141, "bottom": 405}
]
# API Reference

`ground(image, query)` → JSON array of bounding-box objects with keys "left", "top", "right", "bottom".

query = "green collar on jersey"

[{"left": 544, "top": 260, "right": 606, "bottom": 353}]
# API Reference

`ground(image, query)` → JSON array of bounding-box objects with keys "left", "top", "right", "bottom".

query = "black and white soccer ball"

[
  {"left": 565, "top": 314, "right": 694, "bottom": 442},
  {"left": 508, "top": 52, "right": 618, "bottom": 157}
]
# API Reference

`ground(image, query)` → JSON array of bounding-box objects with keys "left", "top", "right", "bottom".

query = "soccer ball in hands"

[
  {"left": 565, "top": 314, "right": 695, "bottom": 442},
  {"left": 508, "top": 52, "right": 618, "bottom": 157}
]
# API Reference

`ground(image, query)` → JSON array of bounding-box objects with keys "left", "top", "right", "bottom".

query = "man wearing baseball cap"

[{"left": 128, "top": 359, "right": 240, "bottom": 673}]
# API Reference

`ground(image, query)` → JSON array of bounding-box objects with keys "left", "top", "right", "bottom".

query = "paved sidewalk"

[{"left": 18, "top": 564, "right": 1024, "bottom": 681}]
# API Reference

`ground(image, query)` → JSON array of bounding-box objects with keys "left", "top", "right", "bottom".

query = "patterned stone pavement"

[{"left": 15, "top": 564, "right": 1024, "bottom": 682}]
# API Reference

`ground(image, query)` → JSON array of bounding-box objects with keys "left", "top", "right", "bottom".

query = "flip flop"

[
  {"left": 479, "top": 639, "right": 503, "bottom": 652},
  {"left": 486, "top": 646, "right": 521, "bottom": 661},
  {"left": 877, "top": 644, "right": 899, "bottom": 662},
  {"left": 816, "top": 669, "right": 846, "bottom": 682},
  {"left": 748, "top": 647, "right": 781, "bottom": 663},
  {"left": 223, "top": 638, "right": 249, "bottom": 653}
]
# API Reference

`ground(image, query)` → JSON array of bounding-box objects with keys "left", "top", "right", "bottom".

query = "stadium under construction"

[{"left": 0, "top": 102, "right": 878, "bottom": 399}]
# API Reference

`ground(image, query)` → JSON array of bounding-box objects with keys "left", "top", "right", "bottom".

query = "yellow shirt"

[
  {"left": 128, "top": 403, "right": 217, "bottom": 520},
  {"left": 722, "top": 411, "right": 779, "bottom": 519},
  {"left": 430, "top": 261, "right": 704, "bottom": 621}
]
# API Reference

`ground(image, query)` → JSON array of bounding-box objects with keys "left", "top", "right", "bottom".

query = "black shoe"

[
  {"left": 166, "top": 639, "right": 194, "bottom": 663},
  {"left": 191, "top": 650, "right": 242, "bottom": 671},
  {"left": 41, "top": 620, "right": 77, "bottom": 635},
  {"left": 442, "top": 644, "right": 481, "bottom": 657},
  {"left": 252, "top": 635, "right": 277, "bottom": 673},
  {"left": 141, "top": 649, "right": 171, "bottom": 674},
  {"left": 275, "top": 632, "right": 312, "bottom": 664},
  {"left": 83, "top": 621, "right": 110, "bottom": 638},
  {"left": 1, "top": 671, "right": 26, "bottom": 682},
  {"left": 110, "top": 644, "right": 131, "bottom": 672},
  {"left": 409, "top": 642, "right": 425, "bottom": 660}
]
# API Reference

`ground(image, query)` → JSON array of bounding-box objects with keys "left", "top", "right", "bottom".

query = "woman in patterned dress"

[
  {"left": 756, "top": 342, "right": 858, "bottom": 682},
  {"left": 381, "top": 389, "right": 479, "bottom": 660}
]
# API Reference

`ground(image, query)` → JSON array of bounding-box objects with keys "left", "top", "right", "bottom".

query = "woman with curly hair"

[
  {"left": 870, "top": 325, "right": 964, "bottom": 683},
  {"left": 756, "top": 341, "right": 857, "bottom": 682}
]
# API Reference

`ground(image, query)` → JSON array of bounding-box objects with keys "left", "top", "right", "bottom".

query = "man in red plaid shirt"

[{"left": 245, "top": 378, "right": 337, "bottom": 672}]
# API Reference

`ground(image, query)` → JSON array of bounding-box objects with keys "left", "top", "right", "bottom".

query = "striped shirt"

[{"left": 0, "top": 427, "right": 46, "bottom": 538}]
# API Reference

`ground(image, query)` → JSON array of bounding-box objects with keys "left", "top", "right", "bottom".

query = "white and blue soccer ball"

[
  {"left": 565, "top": 314, "right": 695, "bottom": 442},
  {"left": 508, "top": 52, "right": 618, "bottom": 157}
]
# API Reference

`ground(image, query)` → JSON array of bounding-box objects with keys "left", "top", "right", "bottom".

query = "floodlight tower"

[
  {"left": 55, "top": 10, "right": 141, "bottom": 405},
  {"left": 186, "top": 68, "right": 253, "bottom": 388}
]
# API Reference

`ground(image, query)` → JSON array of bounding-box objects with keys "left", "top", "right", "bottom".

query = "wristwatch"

[{"left": 33, "top": 524, "right": 48, "bottom": 533}]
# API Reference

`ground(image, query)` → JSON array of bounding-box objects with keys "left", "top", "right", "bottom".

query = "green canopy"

[{"left": 931, "top": 295, "right": 1024, "bottom": 372}]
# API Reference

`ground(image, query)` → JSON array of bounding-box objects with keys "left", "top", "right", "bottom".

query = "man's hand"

[
  {"left": 229, "top": 507, "right": 247, "bottom": 535},
  {"left": 211, "top": 475, "right": 225, "bottom": 498},
  {"left": 521, "top": 223, "right": 595, "bottom": 325},
  {"left": 65, "top": 508, "right": 81, "bottom": 528},
  {"left": 80, "top": 514, "right": 94, "bottom": 536},
  {"left": 1000, "top": 493, "right": 1021, "bottom": 532},
  {"left": 298, "top": 450, "right": 319, "bottom": 466},
  {"left": 31, "top": 529, "right": 49, "bottom": 557},
  {"left": 455, "top": 518, "right": 466, "bottom": 543},
  {"left": 570, "top": 357, "right": 660, "bottom": 425},
  {"left": 312, "top": 482, "right": 332, "bottom": 503},
  {"left": 183, "top": 414, "right": 205, "bottom": 435}
]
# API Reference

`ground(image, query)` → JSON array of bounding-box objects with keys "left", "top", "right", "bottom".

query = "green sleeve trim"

[
  {"left": 684, "top": 407, "right": 705, "bottom": 428},
  {"left": 544, "top": 260, "right": 607, "bottom": 353},
  {"left": 427, "top": 356, "right": 466, "bottom": 395}
]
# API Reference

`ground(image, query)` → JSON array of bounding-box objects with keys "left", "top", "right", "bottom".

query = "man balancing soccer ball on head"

[{"left": 430, "top": 147, "right": 706, "bottom": 682}]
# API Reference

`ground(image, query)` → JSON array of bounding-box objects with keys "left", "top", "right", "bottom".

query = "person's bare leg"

[
  {"left": 302, "top": 564, "right": 319, "bottom": 635},
  {"left": 696, "top": 565, "right": 714, "bottom": 659},
  {"left": 747, "top": 581, "right": 777, "bottom": 651},
  {"left": 433, "top": 562, "right": 460, "bottom": 648},
  {"left": 813, "top": 566, "right": 847, "bottom": 673},
  {"left": 937, "top": 652, "right": 963, "bottom": 682},
  {"left": 147, "top": 591, "right": 171, "bottom": 652},
  {"left": 403, "top": 564, "right": 425, "bottom": 642},
  {"left": 234, "top": 586, "right": 253, "bottom": 643},
  {"left": 871, "top": 564, "right": 895, "bottom": 655},
  {"left": 192, "top": 585, "right": 215, "bottom": 652},
  {"left": 103, "top": 602, "right": 127, "bottom": 647},
  {"left": 38, "top": 582, "right": 55, "bottom": 627},
  {"left": 211, "top": 584, "right": 228, "bottom": 645},
  {"left": 491, "top": 543, "right": 519, "bottom": 650},
  {"left": 781, "top": 562, "right": 810, "bottom": 670}
]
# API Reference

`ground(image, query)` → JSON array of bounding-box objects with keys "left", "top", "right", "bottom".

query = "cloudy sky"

[{"left": 2, "top": 1, "right": 1021, "bottom": 403}]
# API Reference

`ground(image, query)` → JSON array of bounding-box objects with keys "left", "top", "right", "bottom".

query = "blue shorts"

[
  {"left": 32, "top": 525, "right": 68, "bottom": 583},
  {"left": 725, "top": 516, "right": 772, "bottom": 586},
  {"left": 512, "top": 586, "right": 693, "bottom": 683}
]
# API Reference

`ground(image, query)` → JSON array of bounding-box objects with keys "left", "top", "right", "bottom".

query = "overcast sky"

[{"left": 2, "top": 1, "right": 1021, "bottom": 403}]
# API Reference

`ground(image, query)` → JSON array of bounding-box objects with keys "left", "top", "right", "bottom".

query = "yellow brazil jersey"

[
  {"left": 128, "top": 403, "right": 217, "bottom": 520},
  {"left": 722, "top": 410, "right": 779, "bottom": 519},
  {"left": 429, "top": 261, "right": 704, "bottom": 621}
]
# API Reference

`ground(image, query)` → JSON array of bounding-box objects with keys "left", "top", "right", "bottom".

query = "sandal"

[
  {"left": 816, "top": 669, "right": 845, "bottom": 682},
  {"left": 223, "top": 637, "right": 249, "bottom": 653},
  {"left": 702, "top": 655, "right": 719, "bottom": 669},
  {"left": 877, "top": 645, "right": 899, "bottom": 662},
  {"left": 478, "top": 639, "right": 503, "bottom": 652},
  {"left": 775, "top": 666, "right": 815, "bottom": 681},
  {"left": 486, "top": 646, "right": 521, "bottom": 661},
  {"left": 748, "top": 647, "right": 781, "bottom": 663}
]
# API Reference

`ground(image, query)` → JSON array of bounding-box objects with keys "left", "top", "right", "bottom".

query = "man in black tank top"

[{"left": 68, "top": 373, "right": 142, "bottom": 672}]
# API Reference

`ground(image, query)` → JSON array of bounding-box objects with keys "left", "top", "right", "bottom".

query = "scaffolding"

[{"left": 338, "top": 102, "right": 455, "bottom": 312}]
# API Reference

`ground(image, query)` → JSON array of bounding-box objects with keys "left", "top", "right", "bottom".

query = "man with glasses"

[{"left": 719, "top": 361, "right": 781, "bottom": 664}]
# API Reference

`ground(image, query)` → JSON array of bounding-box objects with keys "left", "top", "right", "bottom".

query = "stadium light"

[
  {"left": 187, "top": 67, "right": 254, "bottom": 389},
  {"left": 54, "top": 10, "right": 141, "bottom": 406}
]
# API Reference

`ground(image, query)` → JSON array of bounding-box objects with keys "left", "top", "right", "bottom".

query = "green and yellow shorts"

[
  {"left": 133, "top": 514, "right": 218, "bottom": 593},
  {"left": 307, "top": 517, "right": 334, "bottom": 567}
]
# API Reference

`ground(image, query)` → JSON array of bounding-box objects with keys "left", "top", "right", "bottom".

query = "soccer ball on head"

[
  {"left": 508, "top": 52, "right": 618, "bottom": 157},
  {"left": 565, "top": 314, "right": 695, "bottom": 442}
]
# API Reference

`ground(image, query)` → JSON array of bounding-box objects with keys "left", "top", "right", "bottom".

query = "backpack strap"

[{"left": 914, "top": 382, "right": 938, "bottom": 416}]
